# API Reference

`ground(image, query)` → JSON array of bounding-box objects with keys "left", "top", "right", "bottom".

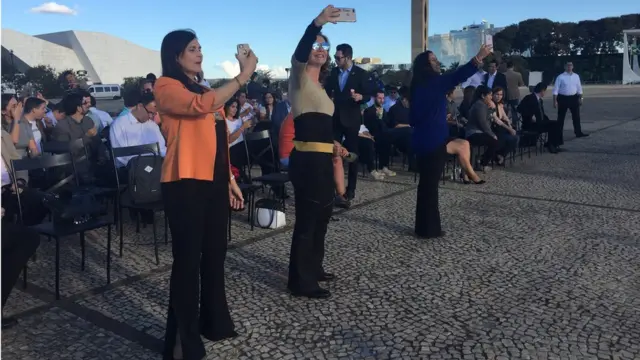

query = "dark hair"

[
  {"left": 533, "top": 82, "right": 547, "bottom": 94},
  {"left": 446, "top": 88, "right": 455, "bottom": 97},
  {"left": 90, "top": 95, "right": 97, "bottom": 107},
  {"left": 473, "top": 85, "right": 492, "bottom": 102},
  {"left": 408, "top": 50, "right": 439, "bottom": 101},
  {"left": 492, "top": 86, "right": 505, "bottom": 104},
  {"left": 63, "top": 92, "right": 85, "bottom": 116},
  {"left": 1, "top": 93, "right": 16, "bottom": 113},
  {"left": 489, "top": 59, "right": 499, "bottom": 66},
  {"left": 51, "top": 101, "right": 65, "bottom": 113},
  {"left": 398, "top": 86, "right": 410, "bottom": 99},
  {"left": 24, "top": 97, "right": 46, "bottom": 114},
  {"left": 251, "top": 72, "right": 258, "bottom": 81},
  {"left": 336, "top": 43, "right": 353, "bottom": 58},
  {"left": 462, "top": 86, "right": 476, "bottom": 104},
  {"left": 160, "top": 29, "right": 203, "bottom": 94},
  {"left": 141, "top": 92, "right": 155, "bottom": 107},
  {"left": 318, "top": 33, "right": 331, "bottom": 81},
  {"left": 146, "top": 73, "right": 157, "bottom": 81},
  {"left": 123, "top": 89, "right": 142, "bottom": 107},
  {"left": 374, "top": 89, "right": 385, "bottom": 97},
  {"left": 506, "top": 61, "right": 514, "bottom": 68},
  {"left": 224, "top": 99, "right": 239, "bottom": 119}
]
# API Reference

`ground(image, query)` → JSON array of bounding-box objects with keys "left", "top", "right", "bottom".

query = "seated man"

[
  {"left": 517, "top": 82, "right": 562, "bottom": 154},
  {"left": 110, "top": 91, "right": 166, "bottom": 223},
  {"left": 52, "top": 90, "right": 97, "bottom": 144},
  {"left": 279, "top": 113, "right": 354, "bottom": 209}
]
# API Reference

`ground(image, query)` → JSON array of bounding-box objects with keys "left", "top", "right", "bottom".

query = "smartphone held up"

[{"left": 335, "top": 8, "right": 356, "bottom": 22}]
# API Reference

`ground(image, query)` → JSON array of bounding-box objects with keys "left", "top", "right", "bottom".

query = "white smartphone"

[
  {"left": 237, "top": 43, "right": 251, "bottom": 57},
  {"left": 335, "top": 8, "right": 356, "bottom": 22},
  {"left": 483, "top": 34, "right": 493, "bottom": 47}
]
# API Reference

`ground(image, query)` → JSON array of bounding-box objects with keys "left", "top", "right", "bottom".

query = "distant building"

[
  {"left": 411, "top": 0, "right": 429, "bottom": 62},
  {"left": 1, "top": 28, "right": 161, "bottom": 84},
  {"left": 428, "top": 21, "right": 503, "bottom": 67}
]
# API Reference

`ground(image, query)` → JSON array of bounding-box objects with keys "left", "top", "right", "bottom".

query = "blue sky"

[{"left": 2, "top": 1, "right": 637, "bottom": 78}]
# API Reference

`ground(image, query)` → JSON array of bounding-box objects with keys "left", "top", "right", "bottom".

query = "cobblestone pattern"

[{"left": 2, "top": 86, "right": 639, "bottom": 360}]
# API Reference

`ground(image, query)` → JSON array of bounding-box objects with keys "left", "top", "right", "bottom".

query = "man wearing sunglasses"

[{"left": 324, "top": 43, "right": 371, "bottom": 200}]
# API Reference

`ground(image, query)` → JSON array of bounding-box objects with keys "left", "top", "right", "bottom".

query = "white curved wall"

[
  {"left": 2, "top": 29, "right": 161, "bottom": 84},
  {"left": 1, "top": 28, "right": 84, "bottom": 73}
]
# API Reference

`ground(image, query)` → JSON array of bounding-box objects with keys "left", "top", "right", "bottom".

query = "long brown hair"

[{"left": 319, "top": 33, "right": 331, "bottom": 82}]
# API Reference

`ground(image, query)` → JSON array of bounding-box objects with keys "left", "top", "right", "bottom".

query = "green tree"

[
  {"left": 493, "top": 24, "right": 519, "bottom": 55},
  {"left": 23, "top": 65, "right": 63, "bottom": 98},
  {"left": 121, "top": 76, "right": 145, "bottom": 95}
]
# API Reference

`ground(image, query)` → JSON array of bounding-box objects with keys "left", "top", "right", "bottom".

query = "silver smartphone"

[
  {"left": 237, "top": 43, "right": 251, "bottom": 57},
  {"left": 335, "top": 8, "right": 356, "bottom": 22}
]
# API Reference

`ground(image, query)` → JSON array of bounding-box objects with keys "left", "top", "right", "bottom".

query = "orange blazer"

[{"left": 154, "top": 77, "right": 229, "bottom": 183}]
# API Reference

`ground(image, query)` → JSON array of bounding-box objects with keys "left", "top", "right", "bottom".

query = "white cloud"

[
  {"left": 217, "top": 60, "right": 288, "bottom": 79},
  {"left": 30, "top": 2, "right": 77, "bottom": 15}
]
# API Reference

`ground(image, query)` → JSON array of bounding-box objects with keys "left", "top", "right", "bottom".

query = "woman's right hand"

[
  {"left": 237, "top": 50, "right": 258, "bottom": 78},
  {"left": 11, "top": 102, "right": 23, "bottom": 122},
  {"left": 314, "top": 5, "right": 341, "bottom": 26},
  {"left": 475, "top": 44, "right": 493, "bottom": 61}
]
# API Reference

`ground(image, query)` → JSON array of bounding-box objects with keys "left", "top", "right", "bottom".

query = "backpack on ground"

[{"left": 126, "top": 155, "right": 163, "bottom": 205}]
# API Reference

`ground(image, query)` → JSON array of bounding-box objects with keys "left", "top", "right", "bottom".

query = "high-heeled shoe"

[{"left": 460, "top": 172, "right": 486, "bottom": 185}]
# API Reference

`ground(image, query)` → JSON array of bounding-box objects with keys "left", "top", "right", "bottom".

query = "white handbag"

[{"left": 254, "top": 198, "right": 286, "bottom": 229}]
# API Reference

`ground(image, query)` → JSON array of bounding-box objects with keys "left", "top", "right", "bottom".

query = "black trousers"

[
  {"left": 161, "top": 179, "right": 234, "bottom": 360},
  {"left": 467, "top": 133, "right": 499, "bottom": 166},
  {"left": 557, "top": 94, "right": 582, "bottom": 141},
  {"left": 377, "top": 127, "right": 412, "bottom": 168},
  {"left": 288, "top": 150, "right": 334, "bottom": 292},
  {"left": 415, "top": 145, "right": 447, "bottom": 238},
  {"left": 333, "top": 121, "right": 360, "bottom": 194},
  {"left": 525, "top": 119, "right": 562, "bottom": 147},
  {"left": 358, "top": 137, "right": 376, "bottom": 172},
  {"left": 1, "top": 188, "right": 48, "bottom": 226},
  {"left": 2, "top": 221, "right": 40, "bottom": 308}
]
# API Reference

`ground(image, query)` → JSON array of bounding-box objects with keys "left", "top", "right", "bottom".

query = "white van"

[{"left": 88, "top": 84, "right": 121, "bottom": 99}]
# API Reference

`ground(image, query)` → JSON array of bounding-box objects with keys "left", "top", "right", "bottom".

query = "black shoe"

[
  {"left": 289, "top": 287, "right": 331, "bottom": 299},
  {"left": 575, "top": 133, "right": 589, "bottom": 138},
  {"left": 319, "top": 272, "right": 336, "bottom": 282},
  {"left": 415, "top": 231, "right": 446, "bottom": 239},
  {"left": 345, "top": 191, "right": 355, "bottom": 201},
  {"left": 334, "top": 195, "right": 351, "bottom": 209},
  {"left": 2, "top": 316, "right": 18, "bottom": 329},
  {"left": 546, "top": 144, "right": 559, "bottom": 154},
  {"left": 201, "top": 330, "right": 239, "bottom": 342}
]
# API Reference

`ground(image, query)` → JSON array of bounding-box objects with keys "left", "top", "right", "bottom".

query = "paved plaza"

[{"left": 2, "top": 85, "right": 640, "bottom": 360}]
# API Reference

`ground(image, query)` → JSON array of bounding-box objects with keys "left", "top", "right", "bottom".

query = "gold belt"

[{"left": 293, "top": 141, "right": 333, "bottom": 154}]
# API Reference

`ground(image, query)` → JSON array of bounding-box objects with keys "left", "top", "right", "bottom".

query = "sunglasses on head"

[{"left": 312, "top": 42, "right": 330, "bottom": 51}]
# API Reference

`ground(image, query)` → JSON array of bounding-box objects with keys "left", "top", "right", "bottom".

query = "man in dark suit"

[
  {"left": 324, "top": 43, "right": 371, "bottom": 200},
  {"left": 483, "top": 60, "right": 508, "bottom": 91},
  {"left": 517, "top": 82, "right": 562, "bottom": 153}
]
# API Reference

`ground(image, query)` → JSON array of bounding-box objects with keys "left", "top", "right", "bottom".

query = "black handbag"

[{"left": 42, "top": 189, "right": 106, "bottom": 229}]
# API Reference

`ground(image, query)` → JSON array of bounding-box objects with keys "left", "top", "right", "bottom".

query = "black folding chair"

[
  {"left": 244, "top": 130, "right": 290, "bottom": 208},
  {"left": 110, "top": 142, "right": 167, "bottom": 264},
  {"left": 11, "top": 153, "right": 114, "bottom": 300}
]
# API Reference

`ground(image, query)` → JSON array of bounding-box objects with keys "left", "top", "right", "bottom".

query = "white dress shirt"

[
  {"left": 553, "top": 72, "right": 583, "bottom": 96},
  {"left": 486, "top": 72, "right": 497, "bottom": 89},
  {"left": 90, "top": 107, "right": 114, "bottom": 128},
  {"left": 462, "top": 70, "right": 486, "bottom": 88},
  {"left": 27, "top": 119, "right": 42, "bottom": 152},
  {"left": 109, "top": 112, "right": 167, "bottom": 168},
  {"left": 1, "top": 159, "right": 11, "bottom": 187},
  {"left": 226, "top": 118, "right": 244, "bottom": 147}
]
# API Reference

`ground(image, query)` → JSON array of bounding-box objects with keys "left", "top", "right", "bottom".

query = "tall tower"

[{"left": 411, "top": 0, "right": 428, "bottom": 62}]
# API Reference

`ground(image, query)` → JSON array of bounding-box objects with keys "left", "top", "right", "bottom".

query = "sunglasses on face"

[{"left": 312, "top": 42, "right": 330, "bottom": 51}]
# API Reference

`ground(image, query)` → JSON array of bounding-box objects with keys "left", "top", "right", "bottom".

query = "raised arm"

[
  {"left": 442, "top": 44, "right": 492, "bottom": 88},
  {"left": 293, "top": 21, "right": 323, "bottom": 65}
]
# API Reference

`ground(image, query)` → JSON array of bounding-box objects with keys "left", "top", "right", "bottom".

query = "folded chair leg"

[{"left": 106, "top": 224, "right": 112, "bottom": 284}]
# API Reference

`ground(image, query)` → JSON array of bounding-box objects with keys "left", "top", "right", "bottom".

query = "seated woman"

[
  {"left": 279, "top": 112, "right": 353, "bottom": 209},
  {"left": 225, "top": 99, "right": 252, "bottom": 183},
  {"left": 445, "top": 89, "right": 484, "bottom": 184},
  {"left": 457, "top": 85, "right": 475, "bottom": 122},
  {"left": 465, "top": 85, "right": 500, "bottom": 170},
  {"left": 357, "top": 124, "right": 384, "bottom": 180},
  {"left": 490, "top": 87, "right": 518, "bottom": 165}
]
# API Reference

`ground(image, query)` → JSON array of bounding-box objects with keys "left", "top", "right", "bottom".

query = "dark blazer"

[
  {"left": 362, "top": 105, "right": 387, "bottom": 138},
  {"left": 324, "top": 65, "right": 371, "bottom": 128},
  {"left": 517, "top": 93, "right": 549, "bottom": 130},
  {"left": 483, "top": 72, "right": 508, "bottom": 91}
]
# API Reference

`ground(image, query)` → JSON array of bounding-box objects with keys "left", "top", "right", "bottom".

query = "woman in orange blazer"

[{"left": 154, "top": 29, "right": 257, "bottom": 360}]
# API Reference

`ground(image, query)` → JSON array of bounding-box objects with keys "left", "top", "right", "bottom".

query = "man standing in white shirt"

[{"left": 553, "top": 62, "right": 588, "bottom": 141}]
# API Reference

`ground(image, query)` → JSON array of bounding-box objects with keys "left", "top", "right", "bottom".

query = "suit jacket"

[
  {"left": 362, "top": 105, "right": 388, "bottom": 138},
  {"left": 517, "top": 93, "right": 549, "bottom": 130},
  {"left": 483, "top": 72, "right": 508, "bottom": 92},
  {"left": 504, "top": 69, "right": 524, "bottom": 101},
  {"left": 324, "top": 65, "right": 371, "bottom": 128}
]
